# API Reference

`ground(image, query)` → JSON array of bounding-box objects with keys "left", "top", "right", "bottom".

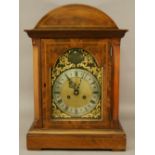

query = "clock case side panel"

[
  {"left": 31, "top": 39, "right": 43, "bottom": 128},
  {"left": 110, "top": 39, "right": 122, "bottom": 128},
  {"left": 41, "top": 39, "right": 113, "bottom": 129}
]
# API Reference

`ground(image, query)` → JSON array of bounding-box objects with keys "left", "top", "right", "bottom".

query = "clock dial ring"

[{"left": 53, "top": 68, "right": 101, "bottom": 117}]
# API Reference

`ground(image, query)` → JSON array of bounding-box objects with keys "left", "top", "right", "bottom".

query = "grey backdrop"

[{"left": 19, "top": 0, "right": 135, "bottom": 155}]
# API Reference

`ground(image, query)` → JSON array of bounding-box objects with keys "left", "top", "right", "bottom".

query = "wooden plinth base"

[{"left": 27, "top": 123, "right": 126, "bottom": 150}]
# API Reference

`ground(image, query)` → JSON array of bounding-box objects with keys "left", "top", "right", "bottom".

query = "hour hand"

[{"left": 65, "top": 74, "right": 76, "bottom": 89}]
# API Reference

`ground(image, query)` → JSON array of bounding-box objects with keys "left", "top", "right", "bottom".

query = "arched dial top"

[
  {"left": 25, "top": 4, "right": 128, "bottom": 39},
  {"left": 35, "top": 4, "right": 118, "bottom": 29}
]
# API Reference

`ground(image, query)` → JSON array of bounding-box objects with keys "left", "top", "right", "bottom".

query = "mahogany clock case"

[{"left": 25, "top": 4, "right": 127, "bottom": 150}]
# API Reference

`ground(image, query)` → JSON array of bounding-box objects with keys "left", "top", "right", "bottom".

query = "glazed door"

[{"left": 41, "top": 39, "right": 113, "bottom": 129}]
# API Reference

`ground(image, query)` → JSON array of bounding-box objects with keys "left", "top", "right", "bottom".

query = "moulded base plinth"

[{"left": 27, "top": 122, "right": 126, "bottom": 151}]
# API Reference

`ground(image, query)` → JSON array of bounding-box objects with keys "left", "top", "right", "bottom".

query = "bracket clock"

[{"left": 25, "top": 4, "right": 127, "bottom": 150}]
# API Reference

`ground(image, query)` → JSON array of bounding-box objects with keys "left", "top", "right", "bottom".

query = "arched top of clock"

[
  {"left": 25, "top": 4, "right": 128, "bottom": 38},
  {"left": 35, "top": 4, "right": 118, "bottom": 29}
]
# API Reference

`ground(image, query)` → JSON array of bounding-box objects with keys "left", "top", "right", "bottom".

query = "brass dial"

[{"left": 53, "top": 68, "right": 100, "bottom": 117}]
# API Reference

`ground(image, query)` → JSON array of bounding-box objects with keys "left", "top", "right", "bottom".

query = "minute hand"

[{"left": 76, "top": 73, "right": 87, "bottom": 89}]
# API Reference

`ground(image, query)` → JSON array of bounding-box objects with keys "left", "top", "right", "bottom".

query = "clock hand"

[
  {"left": 72, "top": 73, "right": 85, "bottom": 96},
  {"left": 65, "top": 74, "right": 77, "bottom": 89},
  {"left": 65, "top": 74, "right": 80, "bottom": 96},
  {"left": 76, "top": 72, "right": 86, "bottom": 90}
]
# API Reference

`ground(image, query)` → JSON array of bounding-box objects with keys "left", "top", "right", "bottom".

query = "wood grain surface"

[{"left": 35, "top": 4, "right": 118, "bottom": 29}]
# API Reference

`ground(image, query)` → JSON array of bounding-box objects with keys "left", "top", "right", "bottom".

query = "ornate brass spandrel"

[
  {"left": 51, "top": 48, "right": 103, "bottom": 119},
  {"left": 52, "top": 103, "right": 71, "bottom": 119},
  {"left": 82, "top": 103, "right": 101, "bottom": 119}
]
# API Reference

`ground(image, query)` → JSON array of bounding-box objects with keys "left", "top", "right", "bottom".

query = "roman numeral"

[
  {"left": 75, "top": 108, "right": 78, "bottom": 114},
  {"left": 64, "top": 105, "right": 69, "bottom": 111},
  {"left": 91, "top": 81, "right": 95, "bottom": 85},
  {"left": 87, "top": 104, "right": 92, "bottom": 108},
  {"left": 93, "top": 91, "right": 99, "bottom": 94},
  {"left": 90, "top": 99, "right": 96, "bottom": 104},
  {"left": 84, "top": 107, "right": 88, "bottom": 111},
  {"left": 57, "top": 81, "right": 62, "bottom": 85},
  {"left": 82, "top": 73, "right": 88, "bottom": 79},
  {"left": 75, "top": 71, "right": 78, "bottom": 76},
  {"left": 57, "top": 99, "right": 62, "bottom": 104},
  {"left": 53, "top": 91, "right": 60, "bottom": 94}
]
